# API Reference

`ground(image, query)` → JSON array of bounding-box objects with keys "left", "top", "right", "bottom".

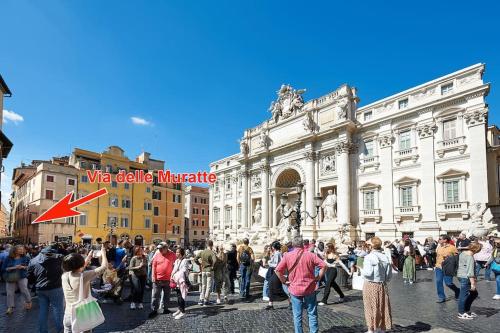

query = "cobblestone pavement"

[{"left": 1, "top": 270, "right": 498, "bottom": 332}]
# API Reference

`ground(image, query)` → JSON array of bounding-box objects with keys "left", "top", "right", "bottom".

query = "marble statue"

[
  {"left": 240, "top": 140, "right": 249, "bottom": 155},
  {"left": 320, "top": 154, "right": 335, "bottom": 175},
  {"left": 302, "top": 111, "right": 315, "bottom": 133},
  {"left": 253, "top": 201, "right": 262, "bottom": 226},
  {"left": 258, "top": 130, "right": 268, "bottom": 148},
  {"left": 464, "top": 203, "right": 497, "bottom": 237},
  {"left": 321, "top": 190, "right": 337, "bottom": 222},
  {"left": 276, "top": 202, "right": 295, "bottom": 242},
  {"left": 268, "top": 84, "right": 306, "bottom": 122}
]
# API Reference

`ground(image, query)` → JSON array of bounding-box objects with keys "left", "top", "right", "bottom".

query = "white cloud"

[
  {"left": 131, "top": 116, "right": 151, "bottom": 126},
  {"left": 3, "top": 110, "right": 24, "bottom": 124}
]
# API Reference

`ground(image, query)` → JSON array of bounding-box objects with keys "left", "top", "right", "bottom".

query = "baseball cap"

[{"left": 156, "top": 242, "right": 167, "bottom": 249}]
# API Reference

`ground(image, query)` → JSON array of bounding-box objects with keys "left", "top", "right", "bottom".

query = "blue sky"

[{"left": 1, "top": 0, "right": 500, "bottom": 207}]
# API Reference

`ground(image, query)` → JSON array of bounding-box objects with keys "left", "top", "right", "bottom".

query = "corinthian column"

[
  {"left": 241, "top": 170, "right": 249, "bottom": 229},
  {"left": 336, "top": 139, "right": 352, "bottom": 226},
  {"left": 304, "top": 150, "right": 317, "bottom": 226},
  {"left": 260, "top": 162, "right": 270, "bottom": 229}
]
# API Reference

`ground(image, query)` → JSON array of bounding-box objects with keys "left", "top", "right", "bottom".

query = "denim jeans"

[
  {"left": 458, "top": 277, "right": 478, "bottom": 314},
  {"left": 290, "top": 293, "right": 319, "bottom": 333},
  {"left": 495, "top": 272, "right": 500, "bottom": 295},
  {"left": 130, "top": 274, "right": 146, "bottom": 303},
  {"left": 239, "top": 264, "right": 252, "bottom": 298},
  {"left": 475, "top": 261, "right": 492, "bottom": 280},
  {"left": 37, "top": 288, "right": 64, "bottom": 333},
  {"left": 263, "top": 278, "right": 269, "bottom": 298},
  {"left": 435, "top": 267, "right": 460, "bottom": 301}
]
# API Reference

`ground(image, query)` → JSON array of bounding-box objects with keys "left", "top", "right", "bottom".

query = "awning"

[{"left": 81, "top": 234, "right": 93, "bottom": 240}]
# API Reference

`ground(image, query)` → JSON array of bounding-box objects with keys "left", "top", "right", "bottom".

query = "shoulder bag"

[{"left": 71, "top": 273, "right": 105, "bottom": 332}]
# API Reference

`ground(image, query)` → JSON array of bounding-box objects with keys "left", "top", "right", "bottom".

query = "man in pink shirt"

[
  {"left": 149, "top": 243, "right": 176, "bottom": 318},
  {"left": 276, "top": 236, "right": 326, "bottom": 333}
]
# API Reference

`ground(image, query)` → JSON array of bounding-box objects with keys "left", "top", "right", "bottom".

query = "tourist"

[
  {"left": 214, "top": 245, "right": 230, "bottom": 304},
  {"left": 171, "top": 247, "right": 190, "bottom": 320},
  {"left": 128, "top": 245, "right": 148, "bottom": 309},
  {"left": 195, "top": 240, "right": 217, "bottom": 306},
  {"left": 318, "top": 243, "right": 350, "bottom": 306},
  {"left": 27, "top": 245, "right": 65, "bottom": 333},
  {"left": 457, "top": 242, "right": 482, "bottom": 319},
  {"left": 149, "top": 242, "right": 176, "bottom": 318},
  {"left": 275, "top": 236, "right": 326, "bottom": 333},
  {"left": 62, "top": 246, "right": 109, "bottom": 333},
  {"left": 423, "top": 237, "right": 438, "bottom": 270},
  {"left": 2, "top": 245, "right": 32, "bottom": 315},
  {"left": 474, "top": 236, "right": 493, "bottom": 281},
  {"left": 265, "top": 241, "right": 285, "bottom": 310},
  {"left": 456, "top": 233, "right": 471, "bottom": 252},
  {"left": 309, "top": 239, "right": 317, "bottom": 253},
  {"left": 402, "top": 239, "right": 416, "bottom": 284},
  {"left": 237, "top": 238, "right": 255, "bottom": 300},
  {"left": 487, "top": 237, "right": 500, "bottom": 300},
  {"left": 435, "top": 234, "right": 460, "bottom": 303},
  {"left": 261, "top": 244, "right": 271, "bottom": 301},
  {"left": 146, "top": 244, "right": 156, "bottom": 286},
  {"left": 361, "top": 237, "right": 393, "bottom": 333},
  {"left": 101, "top": 262, "right": 122, "bottom": 303},
  {"left": 226, "top": 243, "right": 238, "bottom": 294}
]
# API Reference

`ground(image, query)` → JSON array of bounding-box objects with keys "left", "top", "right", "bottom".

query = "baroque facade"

[{"left": 209, "top": 64, "right": 499, "bottom": 245}]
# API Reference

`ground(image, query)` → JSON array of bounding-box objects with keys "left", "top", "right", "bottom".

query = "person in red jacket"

[{"left": 149, "top": 243, "right": 176, "bottom": 318}]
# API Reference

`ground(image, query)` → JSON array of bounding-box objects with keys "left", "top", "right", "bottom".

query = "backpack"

[
  {"left": 240, "top": 249, "right": 251, "bottom": 266},
  {"left": 442, "top": 254, "right": 459, "bottom": 276}
]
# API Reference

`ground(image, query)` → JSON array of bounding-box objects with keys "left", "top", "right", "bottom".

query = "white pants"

[{"left": 6, "top": 278, "right": 31, "bottom": 308}]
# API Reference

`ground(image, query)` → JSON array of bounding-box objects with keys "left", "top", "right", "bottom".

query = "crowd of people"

[{"left": 0, "top": 231, "right": 499, "bottom": 333}]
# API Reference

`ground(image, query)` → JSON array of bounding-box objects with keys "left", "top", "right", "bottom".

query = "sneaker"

[
  {"left": 198, "top": 300, "right": 204, "bottom": 305},
  {"left": 172, "top": 310, "right": 181, "bottom": 317},
  {"left": 493, "top": 295, "right": 500, "bottom": 300},
  {"left": 224, "top": 296, "right": 228, "bottom": 304},
  {"left": 436, "top": 299, "right": 446, "bottom": 303},
  {"left": 130, "top": 302, "right": 136, "bottom": 310},
  {"left": 318, "top": 302, "right": 326, "bottom": 306},
  {"left": 262, "top": 296, "right": 270, "bottom": 302},
  {"left": 427, "top": 267, "right": 434, "bottom": 271},
  {"left": 6, "top": 307, "right": 13, "bottom": 315},
  {"left": 469, "top": 312, "right": 478, "bottom": 318},
  {"left": 409, "top": 281, "right": 414, "bottom": 285},
  {"left": 216, "top": 299, "right": 221, "bottom": 304},
  {"left": 138, "top": 303, "right": 144, "bottom": 309},
  {"left": 148, "top": 310, "right": 158, "bottom": 319},
  {"left": 338, "top": 297, "right": 344, "bottom": 303},
  {"left": 174, "top": 312, "right": 185, "bottom": 320},
  {"left": 457, "top": 313, "right": 473, "bottom": 320}
]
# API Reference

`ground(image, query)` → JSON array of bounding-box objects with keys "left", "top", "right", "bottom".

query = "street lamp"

[{"left": 280, "top": 183, "right": 322, "bottom": 235}]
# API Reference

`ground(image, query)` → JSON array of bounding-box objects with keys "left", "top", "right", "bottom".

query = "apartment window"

[
  {"left": 192, "top": 220, "right": 195, "bottom": 226},
  {"left": 46, "top": 175, "right": 55, "bottom": 182},
  {"left": 124, "top": 183, "right": 130, "bottom": 190},
  {"left": 194, "top": 230, "right": 197, "bottom": 236},
  {"left": 146, "top": 187, "right": 151, "bottom": 193},
  {"left": 445, "top": 180, "right": 459, "bottom": 203},
  {"left": 174, "top": 209, "right": 179, "bottom": 217},
  {"left": 107, "top": 216, "right": 117, "bottom": 227},
  {"left": 399, "top": 130, "right": 411, "bottom": 150},
  {"left": 213, "top": 208, "right": 220, "bottom": 224},
  {"left": 201, "top": 209, "right": 205, "bottom": 215},
  {"left": 226, "top": 179, "right": 231, "bottom": 190},
  {"left": 401, "top": 187, "right": 413, "bottom": 207},
  {"left": 45, "top": 190, "right": 54, "bottom": 200},
  {"left": 145, "top": 217, "right": 151, "bottom": 229},
  {"left": 196, "top": 220, "right": 199, "bottom": 226},
  {"left": 201, "top": 220, "right": 205, "bottom": 226},
  {"left": 111, "top": 181, "right": 118, "bottom": 188},
  {"left": 398, "top": 98, "right": 409, "bottom": 110},
  {"left": 364, "top": 191, "right": 375, "bottom": 210},
  {"left": 172, "top": 226, "right": 175, "bottom": 234},
  {"left": 122, "top": 198, "right": 130, "bottom": 208},
  {"left": 175, "top": 184, "right": 181, "bottom": 190},
  {"left": 364, "top": 140, "right": 374, "bottom": 157},
  {"left": 144, "top": 201, "right": 152, "bottom": 210},
  {"left": 154, "top": 207, "right": 159, "bottom": 216},
  {"left": 79, "top": 214, "right": 87, "bottom": 226},
  {"left": 120, "top": 217, "right": 129, "bottom": 228},
  {"left": 224, "top": 207, "right": 231, "bottom": 225},
  {"left": 109, "top": 196, "right": 119, "bottom": 207},
  {"left": 364, "top": 111, "right": 372, "bottom": 121},
  {"left": 201, "top": 231, "right": 205, "bottom": 235},
  {"left": 194, "top": 197, "right": 198, "bottom": 203},
  {"left": 237, "top": 205, "right": 242, "bottom": 223},
  {"left": 81, "top": 175, "right": 88, "bottom": 183},
  {"left": 153, "top": 223, "right": 159, "bottom": 233},
  {"left": 67, "top": 178, "right": 76, "bottom": 186},
  {"left": 66, "top": 217, "right": 74, "bottom": 224},
  {"left": 443, "top": 119, "right": 457, "bottom": 141},
  {"left": 441, "top": 82, "right": 454, "bottom": 95}
]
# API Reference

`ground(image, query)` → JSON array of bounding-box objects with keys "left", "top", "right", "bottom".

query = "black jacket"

[
  {"left": 27, "top": 251, "right": 64, "bottom": 290},
  {"left": 226, "top": 250, "right": 238, "bottom": 272}
]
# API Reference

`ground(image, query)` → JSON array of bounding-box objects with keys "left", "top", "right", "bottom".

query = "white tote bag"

[
  {"left": 352, "top": 271, "right": 364, "bottom": 291},
  {"left": 71, "top": 273, "right": 105, "bottom": 333},
  {"left": 258, "top": 266, "right": 269, "bottom": 279}
]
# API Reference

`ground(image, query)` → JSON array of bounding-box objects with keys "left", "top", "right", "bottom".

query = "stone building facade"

[
  {"left": 209, "top": 64, "right": 498, "bottom": 245},
  {"left": 184, "top": 185, "right": 209, "bottom": 247}
]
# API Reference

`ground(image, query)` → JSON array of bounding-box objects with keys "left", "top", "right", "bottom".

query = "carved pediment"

[
  {"left": 360, "top": 182, "right": 381, "bottom": 190},
  {"left": 436, "top": 168, "right": 468, "bottom": 179},
  {"left": 394, "top": 176, "right": 419, "bottom": 185}
]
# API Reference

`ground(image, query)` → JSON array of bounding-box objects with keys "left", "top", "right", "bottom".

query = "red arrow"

[{"left": 32, "top": 188, "right": 108, "bottom": 224}]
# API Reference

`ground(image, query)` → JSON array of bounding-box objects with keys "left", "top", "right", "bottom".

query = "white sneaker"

[
  {"left": 216, "top": 299, "right": 221, "bottom": 304},
  {"left": 318, "top": 302, "right": 326, "bottom": 306},
  {"left": 457, "top": 313, "right": 473, "bottom": 320},
  {"left": 262, "top": 296, "right": 270, "bottom": 302},
  {"left": 493, "top": 294, "right": 500, "bottom": 300},
  {"left": 174, "top": 312, "right": 185, "bottom": 320},
  {"left": 130, "top": 302, "right": 136, "bottom": 310},
  {"left": 172, "top": 310, "right": 181, "bottom": 317},
  {"left": 338, "top": 297, "right": 344, "bottom": 303},
  {"left": 138, "top": 303, "right": 144, "bottom": 309},
  {"left": 469, "top": 312, "right": 478, "bottom": 318}
]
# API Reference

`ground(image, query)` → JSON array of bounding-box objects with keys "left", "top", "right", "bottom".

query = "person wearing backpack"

[
  {"left": 194, "top": 240, "right": 217, "bottom": 306},
  {"left": 457, "top": 242, "right": 482, "bottom": 320},
  {"left": 435, "top": 234, "right": 460, "bottom": 303},
  {"left": 486, "top": 237, "right": 500, "bottom": 300},
  {"left": 237, "top": 238, "right": 255, "bottom": 299}
]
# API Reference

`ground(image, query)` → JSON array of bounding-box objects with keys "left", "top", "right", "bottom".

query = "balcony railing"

[
  {"left": 359, "top": 208, "right": 381, "bottom": 223},
  {"left": 394, "top": 147, "right": 418, "bottom": 166},
  {"left": 436, "top": 136, "right": 466, "bottom": 157},
  {"left": 360, "top": 155, "right": 380, "bottom": 172},
  {"left": 437, "top": 201, "right": 469, "bottom": 220},
  {"left": 394, "top": 205, "right": 421, "bottom": 222}
]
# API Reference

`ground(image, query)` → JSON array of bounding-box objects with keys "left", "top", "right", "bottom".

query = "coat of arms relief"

[{"left": 268, "top": 84, "right": 306, "bottom": 123}]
